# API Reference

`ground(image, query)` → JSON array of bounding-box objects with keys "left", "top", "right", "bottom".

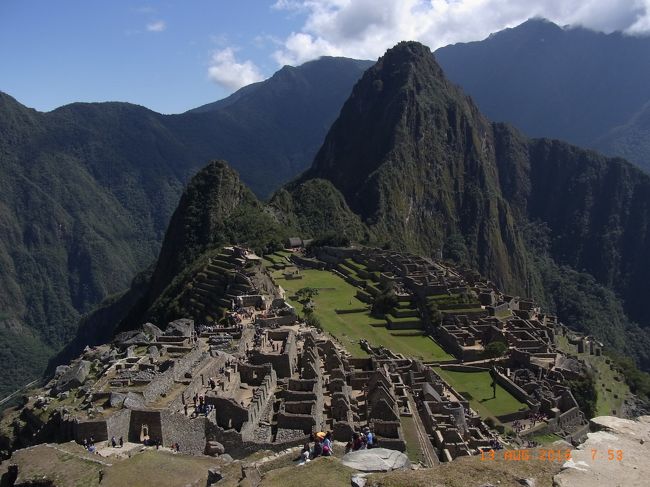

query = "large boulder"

[
  {"left": 114, "top": 330, "right": 150, "bottom": 347},
  {"left": 54, "top": 365, "right": 70, "bottom": 377},
  {"left": 109, "top": 392, "right": 127, "bottom": 408},
  {"left": 554, "top": 415, "right": 650, "bottom": 487},
  {"left": 166, "top": 318, "right": 194, "bottom": 337},
  {"left": 142, "top": 322, "right": 164, "bottom": 339},
  {"left": 205, "top": 441, "right": 226, "bottom": 456},
  {"left": 341, "top": 448, "right": 410, "bottom": 472},
  {"left": 123, "top": 392, "right": 145, "bottom": 410},
  {"left": 54, "top": 360, "right": 91, "bottom": 393}
]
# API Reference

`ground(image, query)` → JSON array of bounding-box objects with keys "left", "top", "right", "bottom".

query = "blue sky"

[
  {"left": 0, "top": 1, "right": 301, "bottom": 113},
  {"left": 2, "top": 1, "right": 648, "bottom": 114}
]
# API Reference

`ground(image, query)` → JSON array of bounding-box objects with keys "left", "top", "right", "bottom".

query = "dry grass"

[
  {"left": 101, "top": 449, "right": 237, "bottom": 487},
  {"left": 370, "top": 449, "right": 562, "bottom": 487},
  {"left": 260, "top": 456, "right": 356, "bottom": 487}
]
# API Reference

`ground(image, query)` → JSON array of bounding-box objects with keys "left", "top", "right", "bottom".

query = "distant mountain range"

[
  {"left": 63, "top": 41, "right": 650, "bottom": 384},
  {"left": 435, "top": 18, "right": 650, "bottom": 172},
  {"left": 0, "top": 56, "right": 371, "bottom": 397},
  {"left": 5, "top": 17, "right": 650, "bottom": 398}
]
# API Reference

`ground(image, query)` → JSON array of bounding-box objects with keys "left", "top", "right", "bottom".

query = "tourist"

[
  {"left": 111, "top": 436, "right": 117, "bottom": 448},
  {"left": 322, "top": 432, "right": 333, "bottom": 456},
  {"left": 364, "top": 427, "right": 375, "bottom": 449},
  {"left": 119, "top": 436, "right": 123, "bottom": 448},
  {"left": 351, "top": 433, "right": 364, "bottom": 451},
  {"left": 299, "top": 441, "right": 311, "bottom": 463},
  {"left": 312, "top": 437, "right": 323, "bottom": 458}
]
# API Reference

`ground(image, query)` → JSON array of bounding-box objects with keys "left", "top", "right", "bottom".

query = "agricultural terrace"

[
  {"left": 267, "top": 262, "right": 453, "bottom": 361},
  {"left": 555, "top": 335, "right": 630, "bottom": 416},
  {"left": 434, "top": 367, "right": 528, "bottom": 419}
]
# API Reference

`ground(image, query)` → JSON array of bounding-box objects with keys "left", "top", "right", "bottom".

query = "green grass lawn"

[
  {"left": 434, "top": 368, "right": 528, "bottom": 418},
  {"left": 275, "top": 268, "right": 454, "bottom": 361},
  {"left": 528, "top": 432, "right": 563, "bottom": 444}
]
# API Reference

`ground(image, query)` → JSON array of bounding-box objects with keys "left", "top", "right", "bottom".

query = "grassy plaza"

[
  {"left": 271, "top": 266, "right": 454, "bottom": 361},
  {"left": 433, "top": 367, "right": 528, "bottom": 418}
]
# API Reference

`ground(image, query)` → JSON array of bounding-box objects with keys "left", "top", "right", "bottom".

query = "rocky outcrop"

[
  {"left": 53, "top": 361, "right": 90, "bottom": 393},
  {"left": 341, "top": 448, "right": 410, "bottom": 472},
  {"left": 554, "top": 415, "right": 650, "bottom": 487}
]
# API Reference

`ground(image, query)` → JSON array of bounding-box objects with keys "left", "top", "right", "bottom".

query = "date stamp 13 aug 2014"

[{"left": 480, "top": 448, "right": 624, "bottom": 462}]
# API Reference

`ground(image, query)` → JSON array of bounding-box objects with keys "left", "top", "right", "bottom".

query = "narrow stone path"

[{"left": 405, "top": 391, "right": 439, "bottom": 466}]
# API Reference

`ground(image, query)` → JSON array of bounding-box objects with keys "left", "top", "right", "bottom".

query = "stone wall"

[
  {"left": 241, "top": 368, "right": 277, "bottom": 441},
  {"left": 73, "top": 420, "right": 108, "bottom": 443},
  {"left": 276, "top": 410, "right": 316, "bottom": 432},
  {"left": 239, "top": 363, "right": 273, "bottom": 386},
  {"left": 168, "top": 355, "right": 224, "bottom": 411},
  {"left": 289, "top": 254, "right": 325, "bottom": 269},
  {"left": 106, "top": 409, "right": 131, "bottom": 441},
  {"left": 161, "top": 411, "right": 207, "bottom": 454},
  {"left": 142, "top": 346, "right": 204, "bottom": 403},
  {"left": 249, "top": 331, "right": 296, "bottom": 378},
  {"left": 493, "top": 370, "right": 538, "bottom": 411},
  {"left": 209, "top": 397, "right": 249, "bottom": 431}
]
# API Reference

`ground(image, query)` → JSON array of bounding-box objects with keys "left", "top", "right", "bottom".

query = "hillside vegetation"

[{"left": 0, "top": 57, "right": 371, "bottom": 397}]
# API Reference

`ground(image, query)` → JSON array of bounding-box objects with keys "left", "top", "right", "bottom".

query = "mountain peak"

[
  {"left": 375, "top": 40, "right": 445, "bottom": 80},
  {"left": 301, "top": 40, "right": 485, "bottom": 217}
]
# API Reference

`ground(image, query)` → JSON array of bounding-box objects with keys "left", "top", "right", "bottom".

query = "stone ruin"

[{"left": 22, "top": 244, "right": 596, "bottom": 465}]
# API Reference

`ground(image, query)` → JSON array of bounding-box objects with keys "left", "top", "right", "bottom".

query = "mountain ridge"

[
  {"left": 0, "top": 56, "right": 372, "bottom": 398},
  {"left": 435, "top": 18, "right": 650, "bottom": 172}
]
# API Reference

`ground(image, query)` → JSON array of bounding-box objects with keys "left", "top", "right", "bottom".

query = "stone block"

[
  {"left": 123, "top": 392, "right": 145, "bottom": 410},
  {"left": 109, "top": 392, "right": 126, "bottom": 408},
  {"left": 54, "top": 360, "right": 91, "bottom": 393},
  {"left": 205, "top": 441, "right": 225, "bottom": 456},
  {"left": 207, "top": 468, "right": 223, "bottom": 485},
  {"left": 142, "top": 322, "right": 164, "bottom": 339}
]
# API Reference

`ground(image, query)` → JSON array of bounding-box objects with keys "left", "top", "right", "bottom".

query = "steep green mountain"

[
  {"left": 299, "top": 41, "right": 530, "bottom": 294},
  {"left": 435, "top": 18, "right": 650, "bottom": 172},
  {"left": 57, "top": 162, "right": 278, "bottom": 361},
  {"left": 56, "top": 40, "right": 650, "bottom": 378},
  {"left": 291, "top": 41, "right": 650, "bottom": 368},
  {"left": 0, "top": 56, "right": 371, "bottom": 398}
]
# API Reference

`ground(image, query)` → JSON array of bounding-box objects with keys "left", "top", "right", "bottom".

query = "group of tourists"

[
  {"left": 345, "top": 427, "right": 376, "bottom": 453},
  {"left": 299, "top": 431, "right": 333, "bottom": 463},
  {"left": 184, "top": 393, "right": 214, "bottom": 417},
  {"left": 298, "top": 426, "right": 377, "bottom": 463},
  {"left": 81, "top": 436, "right": 96, "bottom": 453},
  {"left": 110, "top": 436, "right": 124, "bottom": 448}
]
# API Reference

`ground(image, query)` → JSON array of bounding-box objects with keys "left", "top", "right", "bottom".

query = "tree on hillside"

[
  {"left": 372, "top": 289, "right": 399, "bottom": 317},
  {"left": 429, "top": 302, "right": 442, "bottom": 327},
  {"left": 567, "top": 376, "right": 598, "bottom": 419},
  {"left": 483, "top": 340, "right": 508, "bottom": 359},
  {"left": 296, "top": 287, "right": 319, "bottom": 303}
]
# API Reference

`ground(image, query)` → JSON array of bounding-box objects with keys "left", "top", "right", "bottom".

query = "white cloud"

[
  {"left": 208, "top": 47, "right": 265, "bottom": 92},
  {"left": 146, "top": 20, "right": 166, "bottom": 32},
  {"left": 272, "top": 0, "right": 650, "bottom": 65}
]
